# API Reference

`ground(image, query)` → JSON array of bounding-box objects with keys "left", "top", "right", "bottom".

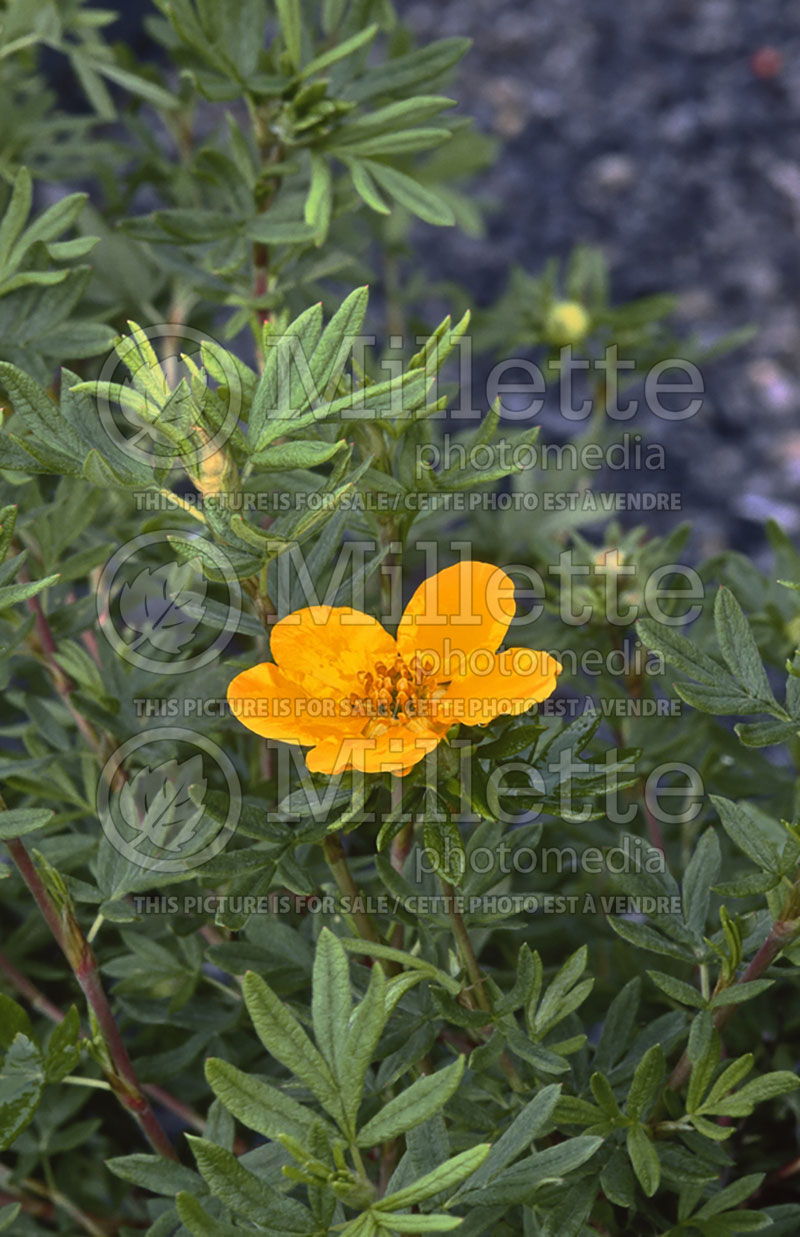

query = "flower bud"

[{"left": 544, "top": 300, "right": 590, "bottom": 346}]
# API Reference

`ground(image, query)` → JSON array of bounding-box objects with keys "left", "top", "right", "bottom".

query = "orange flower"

[{"left": 227, "top": 561, "right": 562, "bottom": 777}]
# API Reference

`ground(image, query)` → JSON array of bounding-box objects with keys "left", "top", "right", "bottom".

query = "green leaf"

[
  {"left": 43, "top": 1006, "right": 81, "bottom": 1082},
  {"left": 361, "top": 161, "right": 455, "bottom": 226},
  {"left": 714, "top": 586, "right": 776, "bottom": 704},
  {"left": 600, "top": 1149, "right": 636, "bottom": 1208},
  {"left": 682, "top": 827, "right": 721, "bottom": 936},
  {"left": 340, "top": 960, "right": 388, "bottom": 1135},
  {"left": 0, "top": 1205, "right": 21, "bottom": 1232},
  {"left": 187, "top": 1135, "right": 313, "bottom": 1231},
  {"left": 176, "top": 1192, "right": 254, "bottom": 1237},
  {"left": 625, "top": 1044, "right": 665, "bottom": 1121},
  {"left": 85, "top": 60, "right": 178, "bottom": 110},
  {"left": 312, "top": 928, "right": 351, "bottom": 1084},
  {"left": 379, "top": 1216, "right": 462, "bottom": 1233},
  {"left": 708, "top": 979, "right": 774, "bottom": 1008},
  {"left": 0, "top": 1034, "right": 44, "bottom": 1151},
  {"left": 346, "top": 158, "right": 391, "bottom": 214},
  {"left": 242, "top": 971, "right": 341, "bottom": 1117},
  {"left": 687, "top": 1011, "right": 714, "bottom": 1065},
  {"left": 647, "top": 970, "right": 705, "bottom": 1009},
  {"left": 343, "top": 39, "right": 471, "bottom": 104},
  {"left": 305, "top": 152, "right": 333, "bottom": 243},
  {"left": 379, "top": 1143, "right": 490, "bottom": 1210},
  {"left": 735, "top": 718, "right": 800, "bottom": 747},
  {"left": 0, "top": 997, "right": 32, "bottom": 1051},
  {"left": 312, "top": 284, "right": 369, "bottom": 397},
  {"left": 251, "top": 438, "right": 347, "bottom": 469},
  {"left": 694, "top": 1173, "right": 766, "bottom": 1219},
  {"left": 593, "top": 977, "right": 640, "bottom": 1073},
  {"left": 0, "top": 573, "right": 60, "bottom": 612},
  {"left": 704, "top": 1071, "right": 800, "bottom": 1118},
  {"left": 0, "top": 807, "right": 55, "bottom": 838},
  {"left": 356, "top": 1058, "right": 464, "bottom": 1146},
  {"left": 673, "top": 682, "right": 756, "bottom": 715},
  {"left": 452, "top": 1086, "right": 561, "bottom": 1197},
  {"left": 106, "top": 1154, "right": 201, "bottom": 1195},
  {"left": 530, "top": 945, "right": 592, "bottom": 1035},
  {"left": 710, "top": 796, "right": 782, "bottom": 875},
  {"left": 608, "top": 915, "right": 694, "bottom": 961},
  {"left": 455, "top": 1136, "right": 603, "bottom": 1206},
  {"left": 422, "top": 819, "right": 466, "bottom": 885},
  {"left": 275, "top": 0, "right": 302, "bottom": 69},
  {"left": 299, "top": 24, "right": 378, "bottom": 79},
  {"left": 0, "top": 168, "right": 33, "bottom": 266},
  {"left": 590, "top": 1072, "right": 623, "bottom": 1120},
  {"left": 626, "top": 1124, "right": 660, "bottom": 1197},
  {"left": 205, "top": 1057, "right": 335, "bottom": 1142},
  {"left": 337, "top": 937, "right": 462, "bottom": 995},
  {"left": 636, "top": 618, "right": 727, "bottom": 686}
]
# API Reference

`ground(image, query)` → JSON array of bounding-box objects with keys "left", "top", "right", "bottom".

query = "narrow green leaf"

[
  {"left": 305, "top": 152, "right": 333, "bottom": 243},
  {"left": 363, "top": 161, "right": 455, "bottom": 226},
  {"left": 625, "top": 1044, "right": 665, "bottom": 1121},
  {"left": 337, "top": 938, "right": 462, "bottom": 995},
  {"left": 626, "top": 1124, "right": 660, "bottom": 1197},
  {"left": 187, "top": 1136, "right": 312, "bottom": 1231},
  {"left": 105, "top": 1154, "right": 201, "bottom": 1195},
  {"left": 0, "top": 807, "right": 55, "bottom": 839},
  {"left": 43, "top": 1006, "right": 80, "bottom": 1083},
  {"left": 379, "top": 1143, "right": 490, "bottom": 1210},
  {"left": 0, "top": 168, "right": 32, "bottom": 270},
  {"left": 205, "top": 1057, "right": 335, "bottom": 1142},
  {"left": 636, "top": 617, "right": 727, "bottom": 686},
  {"left": 682, "top": 828, "right": 721, "bottom": 936},
  {"left": 356, "top": 1058, "right": 464, "bottom": 1146},
  {"left": 340, "top": 961, "right": 388, "bottom": 1134},
  {"left": 241, "top": 972, "right": 340, "bottom": 1115},
  {"left": 0, "top": 1035, "right": 44, "bottom": 1151},
  {"left": 455, "top": 1136, "right": 602, "bottom": 1206},
  {"left": 312, "top": 928, "right": 351, "bottom": 1083},
  {"left": 453, "top": 1086, "right": 561, "bottom": 1197},
  {"left": 710, "top": 796, "right": 782, "bottom": 875},
  {"left": 299, "top": 24, "right": 378, "bottom": 79},
  {"left": 714, "top": 586, "right": 776, "bottom": 704},
  {"left": 647, "top": 970, "right": 705, "bottom": 1009},
  {"left": 275, "top": 0, "right": 302, "bottom": 69}
]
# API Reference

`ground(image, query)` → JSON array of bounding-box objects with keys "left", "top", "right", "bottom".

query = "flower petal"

[
  {"left": 438, "top": 647, "right": 562, "bottom": 725},
  {"left": 396, "top": 560, "right": 517, "bottom": 675},
  {"left": 306, "top": 724, "right": 442, "bottom": 777},
  {"left": 227, "top": 662, "right": 352, "bottom": 745},
  {"left": 269, "top": 606, "right": 398, "bottom": 694}
]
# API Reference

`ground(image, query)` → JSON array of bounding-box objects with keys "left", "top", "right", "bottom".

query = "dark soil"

[{"left": 401, "top": 0, "right": 800, "bottom": 560}]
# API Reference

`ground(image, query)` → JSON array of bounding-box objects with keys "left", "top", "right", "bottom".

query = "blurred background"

[{"left": 397, "top": 0, "right": 800, "bottom": 560}]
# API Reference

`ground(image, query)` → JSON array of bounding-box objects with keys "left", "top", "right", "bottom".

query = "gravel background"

[{"left": 400, "top": 0, "right": 800, "bottom": 560}]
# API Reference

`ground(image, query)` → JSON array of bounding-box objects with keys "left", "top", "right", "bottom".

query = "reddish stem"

[
  {"left": 667, "top": 918, "right": 798, "bottom": 1092},
  {"left": 4, "top": 835, "right": 177, "bottom": 1160}
]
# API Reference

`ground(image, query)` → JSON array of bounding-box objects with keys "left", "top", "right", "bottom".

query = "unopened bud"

[{"left": 544, "top": 300, "right": 590, "bottom": 347}]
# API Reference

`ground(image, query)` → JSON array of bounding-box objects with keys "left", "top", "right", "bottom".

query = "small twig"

[
  {"left": 0, "top": 1166, "right": 107, "bottom": 1237},
  {"left": 2, "top": 803, "right": 177, "bottom": 1160},
  {"left": 322, "top": 832, "right": 382, "bottom": 948},
  {"left": 0, "top": 949, "right": 66, "bottom": 1023},
  {"left": 440, "top": 879, "right": 489, "bottom": 1013},
  {"left": 667, "top": 917, "right": 799, "bottom": 1093}
]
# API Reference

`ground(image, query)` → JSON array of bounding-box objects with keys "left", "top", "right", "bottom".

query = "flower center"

[{"left": 346, "top": 651, "right": 439, "bottom": 728}]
